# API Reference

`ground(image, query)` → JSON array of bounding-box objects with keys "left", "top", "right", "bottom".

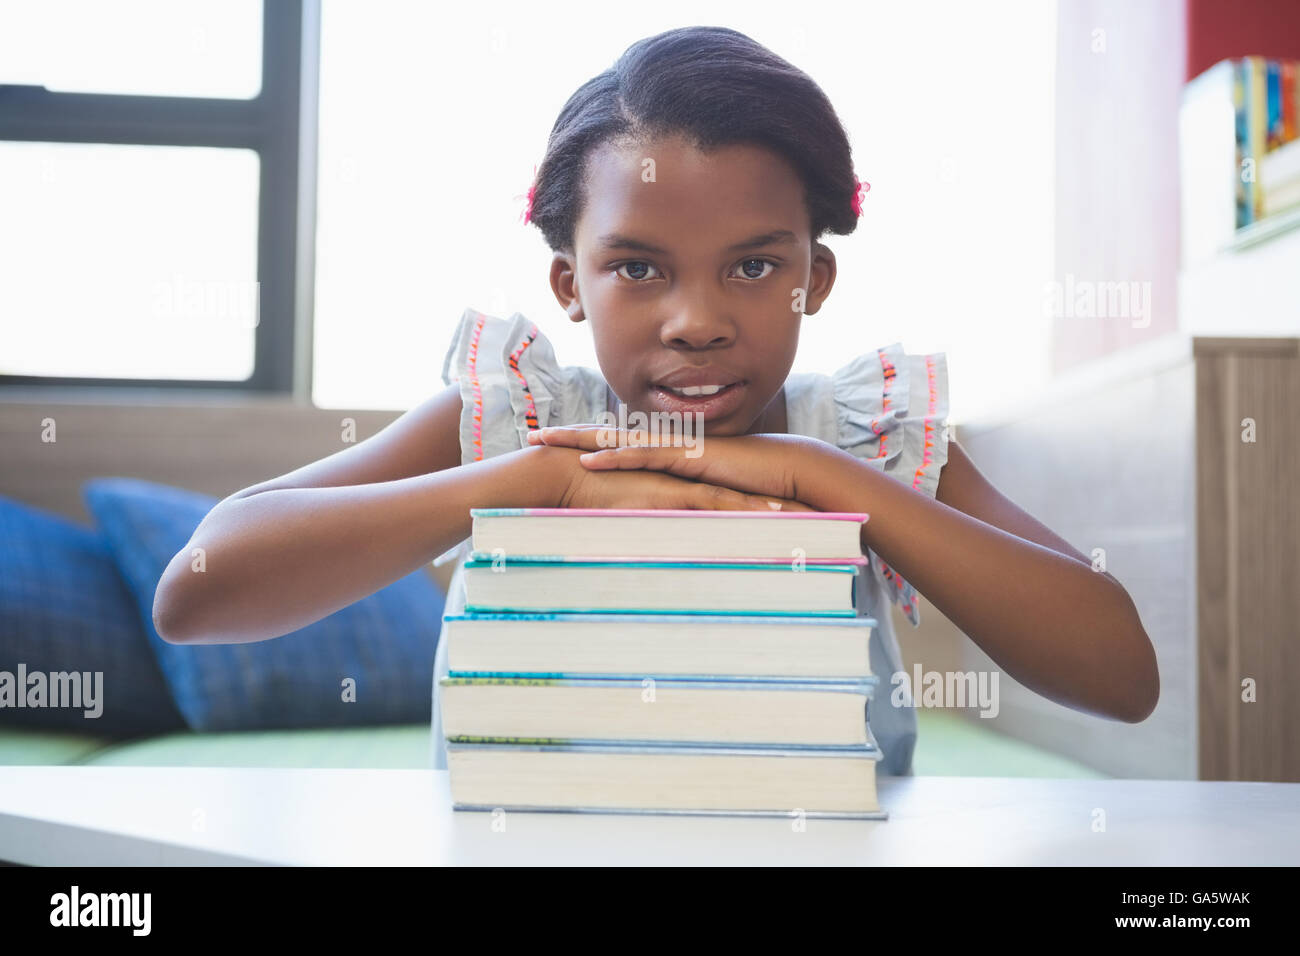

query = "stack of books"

[
  {"left": 1233, "top": 57, "right": 1300, "bottom": 224},
  {"left": 437, "top": 507, "right": 886, "bottom": 819},
  {"left": 1181, "top": 57, "right": 1300, "bottom": 261}
]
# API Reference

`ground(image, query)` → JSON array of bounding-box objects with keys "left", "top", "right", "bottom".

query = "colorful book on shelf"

[
  {"left": 1229, "top": 57, "right": 1300, "bottom": 227},
  {"left": 1284, "top": 62, "right": 1297, "bottom": 143},
  {"left": 1249, "top": 56, "right": 1268, "bottom": 222},
  {"left": 1234, "top": 58, "right": 1254, "bottom": 228},
  {"left": 1261, "top": 175, "right": 1300, "bottom": 217},
  {"left": 469, "top": 507, "right": 868, "bottom": 561},
  {"left": 444, "top": 739, "right": 886, "bottom": 818},
  {"left": 439, "top": 675, "right": 877, "bottom": 748},
  {"left": 1259, "top": 129, "right": 1300, "bottom": 217},
  {"left": 1267, "top": 60, "right": 1283, "bottom": 151},
  {"left": 1183, "top": 56, "right": 1300, "bottom": 248},
  {"left": 442, "top": 611, "right": 875, "bottom": 678}
]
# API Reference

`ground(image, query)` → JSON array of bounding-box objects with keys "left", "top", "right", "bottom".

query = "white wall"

[{"left": 313, "top": 0, "right": 1058, "bottom": 420}]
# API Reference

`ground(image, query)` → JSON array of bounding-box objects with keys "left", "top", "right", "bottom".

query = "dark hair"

[{"left": 527, "top": 26, "right": 860, "bottom": 252}]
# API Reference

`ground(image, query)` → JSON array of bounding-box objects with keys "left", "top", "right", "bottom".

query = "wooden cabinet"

[{"left": 1194, "top": 338, "right": 1300, "bottom": 781}]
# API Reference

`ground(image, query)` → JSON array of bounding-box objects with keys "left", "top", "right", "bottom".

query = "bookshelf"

[
  {"left": 1222, "top": 203, "right": 1300, "bottom": 251},
  {"left": 1179, "top": 217, "right": 1300, "bottom": 338}
]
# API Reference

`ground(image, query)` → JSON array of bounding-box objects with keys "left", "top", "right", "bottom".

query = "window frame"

[{"left": 0, "top": 0, "right": 320, "bottom": 396}]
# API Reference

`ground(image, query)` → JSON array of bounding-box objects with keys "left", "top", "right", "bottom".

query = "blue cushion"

[
  {"left": 83, "top": 478, "right": 444, "bottom": 732},
  {"left": 0, "top": 495, "right": 185, "bottom": 735}
]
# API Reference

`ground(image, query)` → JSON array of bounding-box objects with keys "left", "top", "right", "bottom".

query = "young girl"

[{"left": 153, "top": 26, "right": 1158, "bottom": 777}]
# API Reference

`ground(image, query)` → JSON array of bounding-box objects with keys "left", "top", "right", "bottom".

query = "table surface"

[{"left": 1, "top": 767, "right": 1297, "bottom": 865}]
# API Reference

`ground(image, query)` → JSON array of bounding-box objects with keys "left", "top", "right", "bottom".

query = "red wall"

[{"left": 1186, "top": 0, "right": 1300, "bottom": 81}]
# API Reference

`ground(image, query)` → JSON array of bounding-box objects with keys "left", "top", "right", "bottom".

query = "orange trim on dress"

[
  {"left": 467, "top": 313, "right": 487, "bottom": 461},
  {"left": 508, "top": 323, "right": 541, "bottom": 431},
  {"left": 870, "top": 348, "right": 898, "bottom": 460},
  {"left": 912, "top": 354, "right": 939, "bottom": 491}
]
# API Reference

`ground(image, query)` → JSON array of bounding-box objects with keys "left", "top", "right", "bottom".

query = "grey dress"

[{"left": 429, "top": 307, "right": 951, "bottom": 776}]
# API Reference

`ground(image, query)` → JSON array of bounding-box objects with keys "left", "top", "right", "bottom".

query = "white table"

[{"left": 0, "top": 767, "right": 1297, "bottom": 865}]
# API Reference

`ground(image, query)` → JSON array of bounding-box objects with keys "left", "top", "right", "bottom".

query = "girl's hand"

[
  {"left": 527, "top": 426, "right": 830, "bottom": 503},
  {"left": 531, "top": 444, "right": 814, "bottom": 512}
]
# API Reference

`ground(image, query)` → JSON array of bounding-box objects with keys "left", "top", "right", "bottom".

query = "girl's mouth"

[
  {"left": 648, "top": 380, "right": 747, "bottom": 420},
  {"left": 659, "top": 382, "right": 736, "bottom": 397}
]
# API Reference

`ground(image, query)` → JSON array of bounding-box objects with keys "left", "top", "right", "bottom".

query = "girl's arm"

[
  {"left": 530, "top": 427, "right": 1160, "bottom": 724},
  {"left": 801, "top": 439, "right": 1159, "bottom": 725},
  {"left": 153, "top": 386, "right": 795, "bottom": 645},
  {"left": 152, "top": 385, "right": 535, "bottom": 644}
]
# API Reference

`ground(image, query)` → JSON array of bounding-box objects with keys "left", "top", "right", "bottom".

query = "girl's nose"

[{"left": 658, "top": 306, "right": 737, "bottom": 350}]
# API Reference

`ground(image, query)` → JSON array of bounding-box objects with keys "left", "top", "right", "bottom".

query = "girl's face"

[{"left": 548, "top": 133, "right": 837, "bottom": 436}]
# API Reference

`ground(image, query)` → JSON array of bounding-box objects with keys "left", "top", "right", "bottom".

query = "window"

[
  {"left": 0, "top": 142, "right": 260, "bottom": 380},
  {"left": 0, "top": 0, "right": 315, "bottom": 392},
  {"left": 0, "top": 0, "right": 263, "bottom": 99}
]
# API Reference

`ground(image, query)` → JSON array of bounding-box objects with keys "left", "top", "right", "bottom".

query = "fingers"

[
  {"left": 526, "top": 426, "right": 661, "bottom": 451},
  {"left": 690, "top": 483, "right": 755, "bottom": 511},
  {"left": 768, "top": 497, "right": 818, "bottom": 512},
  {"left": 578, "top": 446, "right": 689, "bottom": 473},
  {"left": 525, "top": 427, "right": 607, "bottom": 451},
  {"left": 687, "top": 482, "right": 796, "bottom": 512}
]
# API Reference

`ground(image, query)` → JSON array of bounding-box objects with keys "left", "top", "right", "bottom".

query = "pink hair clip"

[
  {"left": 517, "top": 163, "right": 538, "bottom": 225},
  {"left": 851, "top": 174, "right": 871, "bottom": 217}
]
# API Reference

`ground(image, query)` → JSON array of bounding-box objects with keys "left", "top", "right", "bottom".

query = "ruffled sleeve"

[
  {"left": 829, "top": 343, "right": 951, "bottom": 627},
  {"left": 430, "top": 308, "right": 581, "bottom": 566},
  {"left": 439, "top": 307, "right": 579, "bottom": 464}
]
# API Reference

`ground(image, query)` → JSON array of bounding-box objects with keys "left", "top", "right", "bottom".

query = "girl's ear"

[
  {"left": 549, "top": 251, "right": 586, "bottom": 323},
  {"left": 802, "top": 241, "right": 838, "bottom": 316}
]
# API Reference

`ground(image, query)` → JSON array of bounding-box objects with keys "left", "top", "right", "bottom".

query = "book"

[
  {"left": 1236, "top": 59, "right": 1253, "bottom": 230},
  {"left": 462, "top": 559, "right": 863, "bottom": 615},
  {"left": 1267, "top": 59, "right": 1284, "bottom": 150},
  {"left": 439, "top": 676, "right": 876, "bottom": 747},
  {"left": 442, "top": 611, "right": 874, "bottom": 678},
  {"left": 1261, "top": 177, "right": 1300, "bottom": 217},
  {"left": 1284, "top": 61, "right": 1297, "bottom": 143},
  {"left": 445, "top": 740, "right": 886, "bottom": 818},
  {"left": 469, "top": 507, "right": 868, "bottom": 561},
  {"left": 1259, "top": 137, "right": 1300, "bottom": 193},
  {"left": 1248, "top": 56, "right": 1268, "bottom": 222}
]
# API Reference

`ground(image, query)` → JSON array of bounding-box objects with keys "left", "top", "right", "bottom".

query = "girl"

[{"left": 153, "top": 26, "right": 1158, "bottom": 777}]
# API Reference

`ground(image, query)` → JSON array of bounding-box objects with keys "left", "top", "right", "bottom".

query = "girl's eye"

[
  {"left": 616, "top": 261, "right": 661, "bottom": 281},
  {"left": 733, "top": 258, "right": 775, "bottom": 280}
]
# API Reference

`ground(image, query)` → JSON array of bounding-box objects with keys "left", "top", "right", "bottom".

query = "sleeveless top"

[{"left": 429, "top": 307, "right": 951, "bottom": 776}]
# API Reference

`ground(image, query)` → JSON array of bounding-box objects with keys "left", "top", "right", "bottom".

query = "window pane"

[
  {"left": 0, "top": 0, "right": 262, "bottom": 99},
  {"left": 0, "top": 142, "right": 260, "bottom": 381}
]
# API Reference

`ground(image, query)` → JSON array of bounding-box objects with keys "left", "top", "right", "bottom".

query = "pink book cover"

[{"left": 472, "top": 508, "right": 868, "bottom": 520}]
